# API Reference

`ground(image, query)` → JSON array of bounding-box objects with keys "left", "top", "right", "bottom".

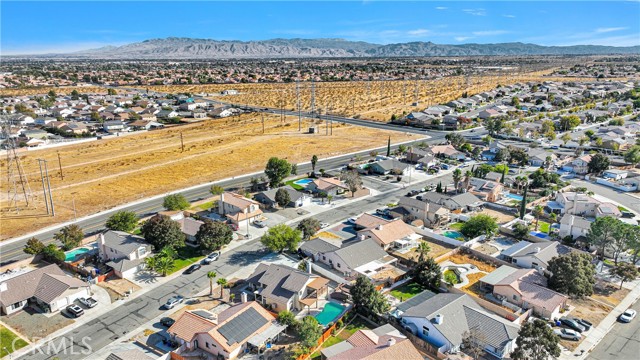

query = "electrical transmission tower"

[
  {"left": 1, "top": 117, "right": 35, "bottom": 214},
  {"left": 310, "top": 80, "right": 316, "bottom": 117}
]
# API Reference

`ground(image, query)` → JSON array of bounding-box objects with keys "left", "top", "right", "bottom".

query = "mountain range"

[{"left": 18, "top": 37, "right": 640, "bottom": 59}]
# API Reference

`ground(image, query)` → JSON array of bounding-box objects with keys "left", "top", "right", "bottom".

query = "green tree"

[
  {"left": 216, "top": 278, "right": 228, "bottom": 298},
  {"left": 611, "top": 223, "right": 631, "bottom": 265},
  {"left": 532, "top": 205, "right": 544, "bottom": 231},
  {"left": 90, "top": 111, "right": 102, "bottom": 122},
  {"left": 48, "top": 90, "right": 57, "bottom": 99},
  {"left": 623, "top": 145, "right": 640, "bottom": 167},
  {"left": 291, "top": 163, "right": 298, "bottom": 176},
  {"left": 351, "top": 276, "right": 390, "bottom": 315},
  {"left": 297, "top": 218, "right": 321, "bottom": 241},
  {"left": 547, "top": 253, "right": 595, "bottom": 298},
  {"left": 260, "top": 224, "right": 302, "bottom": 252},
  {"left": 275, "top": 188, "right": 291, "bottom": 207},
  {"left": 511, "top": 319, "right": 561, "bottom": 360},
  {"left": 105, "top": 210, "right": 138, "bottom": 232},
  {"left": 298, "top": 316, "right": 323, "bottom": 349},
  {"left": 141, "top": 214, "right": 186, "bottom": 250},
  {"left": 559, "top": 115, "right": 581, "bottom": 131},
  {"left": 452, "top": 168, "right": 462, "bottom": 193},
  {"left": 277, "top": 311, "right": 297, "bottom": 327},
  {"left": 587, "top": 216, "right": 620, "bottom": 257},
  {"left": 416, "top": 241, "right": 431, "bottom": 263},
  {"left": 70, "top": 89, "right": 80, "bottom": 100},
  {"left": 435, "top": 181, "right": 443, "bottom": 193},
  {"left": 163, "top": 193, "right": 190, "bottom": 211},
  {"left": 196, "top": 220, "right": 233, "bottom": 251},
  {"left": 611, "top": 263, "right": 639, "bottom": 289},
  {"left": 264, "top": 157, "right": 292, "bottom": 187},
  {"left": 414, "top": 257, "right": 442, "bottom": 290},
  {"left": 207, "top": 271, "right": 217, "bottom": 296},
  {"left": 153, "top": 255, "right": 175, "bottom": 276},
  {"left": 461, "top": 214, "right": 498, "bottom": 238},
  {"left": 210, "top": 185, "right": 224, "bottom": 196},
  {"left": 311, "top": 155, "right": 318, "bottom": 174},
  {"left": 42, "top": 244, "right": 65, "bottom": 263},
  {"left": 626, "top": 225, "right": 640, "bottom": 264},
  {"left": 107, "top": 88, "right": 117, "bottom": 95},
  {"left": 24, "top": 237, "right": 45, "bottom": 255},
  {"left": 519, "top": 186, "right": 528, "bottom": 220},
  {"left": 386, "top": 136, "right": 391, "bottom": 157},
  {"left": 512, "top": 222, "right": 530, "bottom": 240},
  {"left": 587, "top": 153, "right": 610, "bottom": 174},
  {"left": 54, "top": 224, "right": 84, "bottom": 251}
]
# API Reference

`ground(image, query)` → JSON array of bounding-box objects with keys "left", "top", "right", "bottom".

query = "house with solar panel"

[{"left": 168, "top": 302, "right": 286, "bottom": 360}]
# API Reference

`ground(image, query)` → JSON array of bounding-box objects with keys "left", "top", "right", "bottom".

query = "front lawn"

[
  {"left": 285, "top": 178, "right": 307, "bottom": 191},
  {"left": 0, "top": 326, "right": 28, "bottom": 358},
  {"left": 390, "top": 281, "right": 425, "bottom": 301},
  {"left": 168, "top": 246, "right": 204, "bottom": 274},
  {"left": 449, "top": 222, "right": 464, "bottom": 231},
  {"left": 191, "top": 200, "right": 216, "bottom": 211},
  {"left": 538, "top": 221, "right": 550, "bottom": 234}
]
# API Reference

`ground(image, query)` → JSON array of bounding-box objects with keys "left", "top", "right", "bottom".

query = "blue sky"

[{"left": 2, "top": 1, "right": 639, "bottom": 54}]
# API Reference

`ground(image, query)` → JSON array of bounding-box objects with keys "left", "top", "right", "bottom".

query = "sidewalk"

[{"left": 559, "top": 283, "right": 640, "bottom": 360}]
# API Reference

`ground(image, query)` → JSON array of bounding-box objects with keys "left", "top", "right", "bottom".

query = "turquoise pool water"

[
  {"left": 443, "top": 231, "right": 465, "bottom": 240},
  {"left": 294, "top": 178, "right": 313, "bottom": 186},
  {"left": 530, "top": 231, "right": 550, "bottom": 239},
  {"left": 65, "top": 247, "right": 91, "bottom": 262},
  {"left": 314, "top": 302, "right": 345, "bottom": 326},
  {"left": 505, "top": 193, "right": 523, "bottom": 201}
]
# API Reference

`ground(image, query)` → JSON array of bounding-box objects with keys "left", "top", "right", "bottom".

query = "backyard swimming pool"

[
  {"left": 530, "top": 231, "right": 550, "bottom": 240},
  {"left": 505, "top": 193, "right": 524, "bottom": 201},
  {"left": 314, "top": 302, "right": 346, "bottom": 326},
  {"left": 293, "top": 178, "right": 313, "bottom": 187},
  {"left": 442, "top": 231, "right": 465, "bottom": 240},
  {"left": 64, "top": 247, "right": 92, "bottom": 262}
]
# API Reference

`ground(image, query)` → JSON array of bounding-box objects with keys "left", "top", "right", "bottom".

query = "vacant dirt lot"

[
  {"left": 0, "top": 114, "right": 415, "bottom": 239},
  {"left": 561, "top": 297, "right": 612, "bottom": 351},
  {"left": 0, "top": 86, "right": 106, "bottom": 97},
  {"left": 144, "top": 72, "right": 599, "bottom": 122},
  {"left": 480, "top": 208, "right": 516, "bottom": 224}
]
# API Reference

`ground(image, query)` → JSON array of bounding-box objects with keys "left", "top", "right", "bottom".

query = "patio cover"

[
  {"left": 247, "top": 323, "right": 287, "bottom": 348},
  {"left": 307, "top": 277, "right": 330, "bottom": 290}
]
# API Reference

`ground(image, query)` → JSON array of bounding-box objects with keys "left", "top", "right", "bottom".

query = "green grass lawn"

[
  {"left": 0, "top": 326, "right": 28, "bottom": 358},
  {"left": 539, "top": 221, "right": 551, "bottom": 234},
  {"left": 131, "top": 228, "right": 142, "bottom": 235},
  {"left": 168, "top": 246, "right": 204, "bottom": 274},
  {"left": 191, "top": 200, "right": 216, "bottom": 211},
  {"left": 443, "top": 269, "right": 460, "bottom": 285},
  {"left": 285, "top": 178, "right": 308, "bottom": 191},
  {"left": 449, "top": 222, "right": 464, "bottom": 231},
  {"left": 390, "top": 281, "right": 425, "bottom": 301},
  {"left": 618, "top": 206, "right": 629, "bottom": 212}
]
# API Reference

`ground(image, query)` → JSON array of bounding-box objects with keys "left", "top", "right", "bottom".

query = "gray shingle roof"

[
  {"left": 300, "top": 239, "right": 340, "bottom": 255},
  {"left": 256, "top": 186, "right": 304, "bottom": 204},
  {"left": 396, "top": 289, "right": 437, "bottom": 312},
  {"left": 106, "top": 258, "right": 144, "bottom": 273},
  {"left": 246, "top": 264, "right": 311, "bottom": 304},
  {"left": 332, "top": 239, "right": 388, "bottom": 269},
  {"left": 102, "top": 230, "right": 149, "bottom": 255},
  {"left": 402, "top": 293, "right": 519, "bottom": 350}
]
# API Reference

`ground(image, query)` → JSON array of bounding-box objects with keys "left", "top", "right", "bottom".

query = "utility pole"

[
  {"left": 261, "top": 113, "right": 265, "bottom": 134},
  {"left": 57, "top": 151, "right": 64, "bottom": 180},
  {"left": 37, "top": 159, "right": 55, "bottom": 217},
  {"left": 45, "top": 160, "right": 54, "bottom": 216},
  {"left": 311, "top": 80, "right": 316, "bottom": 117},
  {"left": 403, "top": 81, "right": 407, "bottom": 104},
  {"left": 180, "top": 131, "right": 184, "bottom": 152},
  {"left": 296, "top": 79, "right": 301, "bottom": 131},
  {"left": 38, "top": 159, "right": 49, "bottom": 215}
]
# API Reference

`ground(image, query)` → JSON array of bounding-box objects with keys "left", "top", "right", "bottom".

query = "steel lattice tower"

[{"left": 1, "top": 116, "right": 35, "bottom": 213}]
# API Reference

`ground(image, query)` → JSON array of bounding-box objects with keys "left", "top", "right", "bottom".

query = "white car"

[
  {"left": 347, "top": 217, "right": 358, "bottom": 224},
  {"left": 554, "top": 328, "right": 582, "bottom": 341},
  {"left": 619, "top": 309, "right": 637, "bottom": 323},
  {"left": 319, "top": 222, "right": 330, "bottom": 229},
  {"left": 203, "top": 252, "right": 220, "bottom": 264}
]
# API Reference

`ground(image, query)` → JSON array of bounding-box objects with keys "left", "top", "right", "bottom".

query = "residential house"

[
  {"left": 552, "top": 192, "right": 621, "bottom": 218},
  {"left": 467, "top": 178, "right": 503, "bottom": 202},
  {"left": 563, "top": 154, "right": 592, "bottom": 175},
  {"left": 98, "top": 230, "right": 152, "bottom": 279},
  {"left": 246, "top": 263, "right": 329, "bottom": 313},
  {"left": 306, "top": 177, "right": 349, "bottom": 197},
  {"left": 405, "top": 148, "right": 437, "bottom": 168},
  {"left": 316, "top": 239, "right": 398, "bottom": 280},
  {"left": 157, "top": 109, "right": 179, "bottom": 119},
  {"left": 128, "top": 119, "right": 164, "bottom": 130},
  {"left": 499, "top": 240, "right": 574, "bottom": 270},
  {"left": 103, "top": 120, "right": 126, "bottom": 132},
  {"left": 61, "top": 122, "right": 88, "bottom": 135},
  {"left": 139, "top": 113, "right": 158, "bottom": 122},
  {"left": 366, "top": 159, "right": 411, "bottom": 176},
  {"left": 430, "top": 145, "right": 466, "bottom": 160},
  {"left": 479, "top": 109, "right": 501, "bottom": 120},
  {"left": 0, "top": 264, "right": 90, "bottom": 315},
  {"left": 395, "top": 196, "right": 450, "bottom": 228},
  {"left": 321, "top": 324, "right": 423, "bottom": 360},
  {"left": 480, "top": 265, "right": 568, "bottom": 319},
  {"left": 421, "top": 192, "right": 483, "bottom": 212},
  {"left": 602, "top": 169, "right": 628, "bottom": 181},
  {"left": 528, "top": 149, "right": 556, "bottom": 168},
  {"left": 179, "top": 217, "right": 205, "bottom": 246},
  {"left": 356, "top": 217, "right": 421, "bottom": 251},
  {"left": 22, "top": 129, "right": 49, "bottom": 140},
  {"left": 559, "top": 214, "right": 592, "bottom": 240},
  {"left": 397, "top": 293, "right": 519, "bottom": 359},
  {"left": 299, "top": 239, "right": 341, "bottom": 260},
  {"left": 218, "top": 192, "right": 263, "bottom": 227},
  {"left": 254, "top": 186, "right": 311, "bottom": 209},
  {"left": 484, "top": 171, "right": 504, "bottom": 183},
  {"left": 168, "top": 302, "right": 286, "bottom": 360},
  {"left": 209, "top": 108, "right": 233, "bottom": 118}
]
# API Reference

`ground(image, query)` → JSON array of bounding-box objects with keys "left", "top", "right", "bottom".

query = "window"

[
  {"left": 512, "top": 259, "right": 517, "bottom": 264},
  {"left": 513, "top": 295, "right": 518, "bottom": 300},
  {"left": 532, "top": 262, "right": 539, "bottom": 267},
  {"left": 422, "top": 326, "right": 429, "bottom": 337},
  {"left": 322, "top": 256, "right": 326, "bottom": 261},
  {"left": 206, "top": 342, "right": 210, "bottom": 348},
  {"left": 11, "top": 301, "right": 22, "bottom": 310},
  {"left": 337, "top": 263, "right": 341, "bottom": 268}
]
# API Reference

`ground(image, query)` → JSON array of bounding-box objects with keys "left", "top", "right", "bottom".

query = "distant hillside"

[{"left": 19, "top": 37, "right": 640, "bottom": 59}]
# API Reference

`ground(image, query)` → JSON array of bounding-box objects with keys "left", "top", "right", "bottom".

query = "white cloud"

[
  {"left": 435, "top": 6, "right": 447, "bottom": 10},
  {"left": 408, "top": 29, "right": 431, "bottom": 37},
  {"left": 595, "top": 27, "right": 628, "bottom": 33},
  {"left": 502, "top": 14, "right": 516, "bottom": 18},
  {"left": 454, "top": 36, "right": 473, "bottom": 42},
  {"left": 472, "top": 30, "right": 510, "bottom": 36},
  {"left": 462, "top": 8, "right": 486, "bottom": 16},
  {"left": 559, "top": 33, "right": 640, "bottom": 47}
]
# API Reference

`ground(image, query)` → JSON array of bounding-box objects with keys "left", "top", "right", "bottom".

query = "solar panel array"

[{"left": 218, "top": 307, "right": 268, "bottom": 345}]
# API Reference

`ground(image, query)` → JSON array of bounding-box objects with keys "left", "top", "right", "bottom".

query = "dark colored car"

[
  {"left": 560, "top": 317, "right": 586, "bottom": 333},
  {"left": 184, "top": 264, "right": 202, "bottom": 274},
  {"left": 66, "top": 304, "right": 84, "bottom": 318},
  {"left": 575, "top": 319, "right": 593, "bottom": 331},
  {"left": 160, "top": 317, "right": 176, "bottom": 327}
]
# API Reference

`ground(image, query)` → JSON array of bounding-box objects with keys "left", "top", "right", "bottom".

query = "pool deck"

[{"left": 439, "top": 260, "right": 486, "bottom": 288}]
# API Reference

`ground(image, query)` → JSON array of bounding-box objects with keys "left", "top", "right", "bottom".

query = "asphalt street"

[
  {"left": 0, "top": 134, "right": 457, "bottom": 265},
  {"left": 587, "top": 301, "right": 640, "bottom": 360},
  {"left": 572, "top": 179, "right": 640, "bottom": 215},
  {"left": 16, "top": 170, "right": 454, "bottom": 360}
]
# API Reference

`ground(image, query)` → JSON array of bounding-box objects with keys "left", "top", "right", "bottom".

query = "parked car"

[
  {"left": 227, "top": 223, "right": 239, "bottom": 231},
  {"left": 160, "top": 317, "right": 176, "bottom": 327},
  {"left": 66, "top": 304, "right": 84, "bottom": 318},
  {"left": 184, "top": 264, "right": 202, "bottom": 274},
  {"left": 203, "top": 252, "right": 220, "bottom": 264},
  {"left": 554, "top": 328, "right": 582, "bottom": 341},
  {"left": 163, "top": 296, "right": 184, "bottom": 309},
  {"left": 575, "top": 319, "right": 593, "bottom": 331},
  {"left": 347, "top": 217, "right": 358, "bottom": 224},
  {"left": 253, "top": 220, "right": 266, "bottom": 228},
  {"left": 319, "top": 222, "right": 330, "bottom": 229},
  {"left": 376, "top": 208, "right": 388, "bottom": 216},
  {"left": 416, "top": 195, "right": 423, "bottom": 201},
  {"left": 560, "top": 317, "right": 586, "bottom": 332},
  {"left": 78, "top": 297, "right": 98, "bottom": 308},
  {"left": 619, "top": 309, "right": 637, "bottom": 323}
]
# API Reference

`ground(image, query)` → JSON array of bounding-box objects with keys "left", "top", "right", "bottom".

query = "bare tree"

[
  {"left": 462, "top": 327, "right": 486, "bottom": 360},
  {"left": 340, "top": 170, "right": 363, "bottom": 197}
]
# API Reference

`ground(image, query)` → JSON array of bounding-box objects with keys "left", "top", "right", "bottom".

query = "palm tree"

[
  {"left": 155, "top": 256, "right": 175, "bottom": 276},
  {"left": 207, "top": 271, "right": 217, "bottom": 296},
  {"left": 452, "top": 169, "right": 462, "bottom": 193},
  {"left": 144, "top": 256, "right": 157, "bottom": 273},
  {"left": 533, "top": 205, "right": 544, "bottom": 231},
  {"left": 217, "top": 278, "right": 228, "bottom": 299},
  {"left": 311, "top": 155, "right": 318, "bottom": 174},
  {"left": 158, "top": 247, "right": 177, "bottom": 260},
  {"left": 463, "top": 170, "right": 472, "bottom": 191},
  {"left": 416, "top": 242, "right": 431, "bottom": 263}
]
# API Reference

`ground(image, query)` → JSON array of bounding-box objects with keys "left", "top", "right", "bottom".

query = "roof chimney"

[
  {"left": 376, "top": 224, "right": 383, "bottom": 231},
  {"left": 434, "top": 314, "right": 444, "bottom": 325},
  {"left": 240, "top": 291, "right": 248, "bottom": 303},
  {"left": 387, "top": 338, "right": 396, "bottom": 347}
]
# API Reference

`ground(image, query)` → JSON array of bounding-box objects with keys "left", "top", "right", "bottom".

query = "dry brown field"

[
  {"left": 0, "top": 86, "right": 107, "bottom": 96},
  {"left": 142, "top": 71, "right": 603, "bottom": 122},
  {"left": 0, "top": 113, "right": 416, "bottom": 240}
]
